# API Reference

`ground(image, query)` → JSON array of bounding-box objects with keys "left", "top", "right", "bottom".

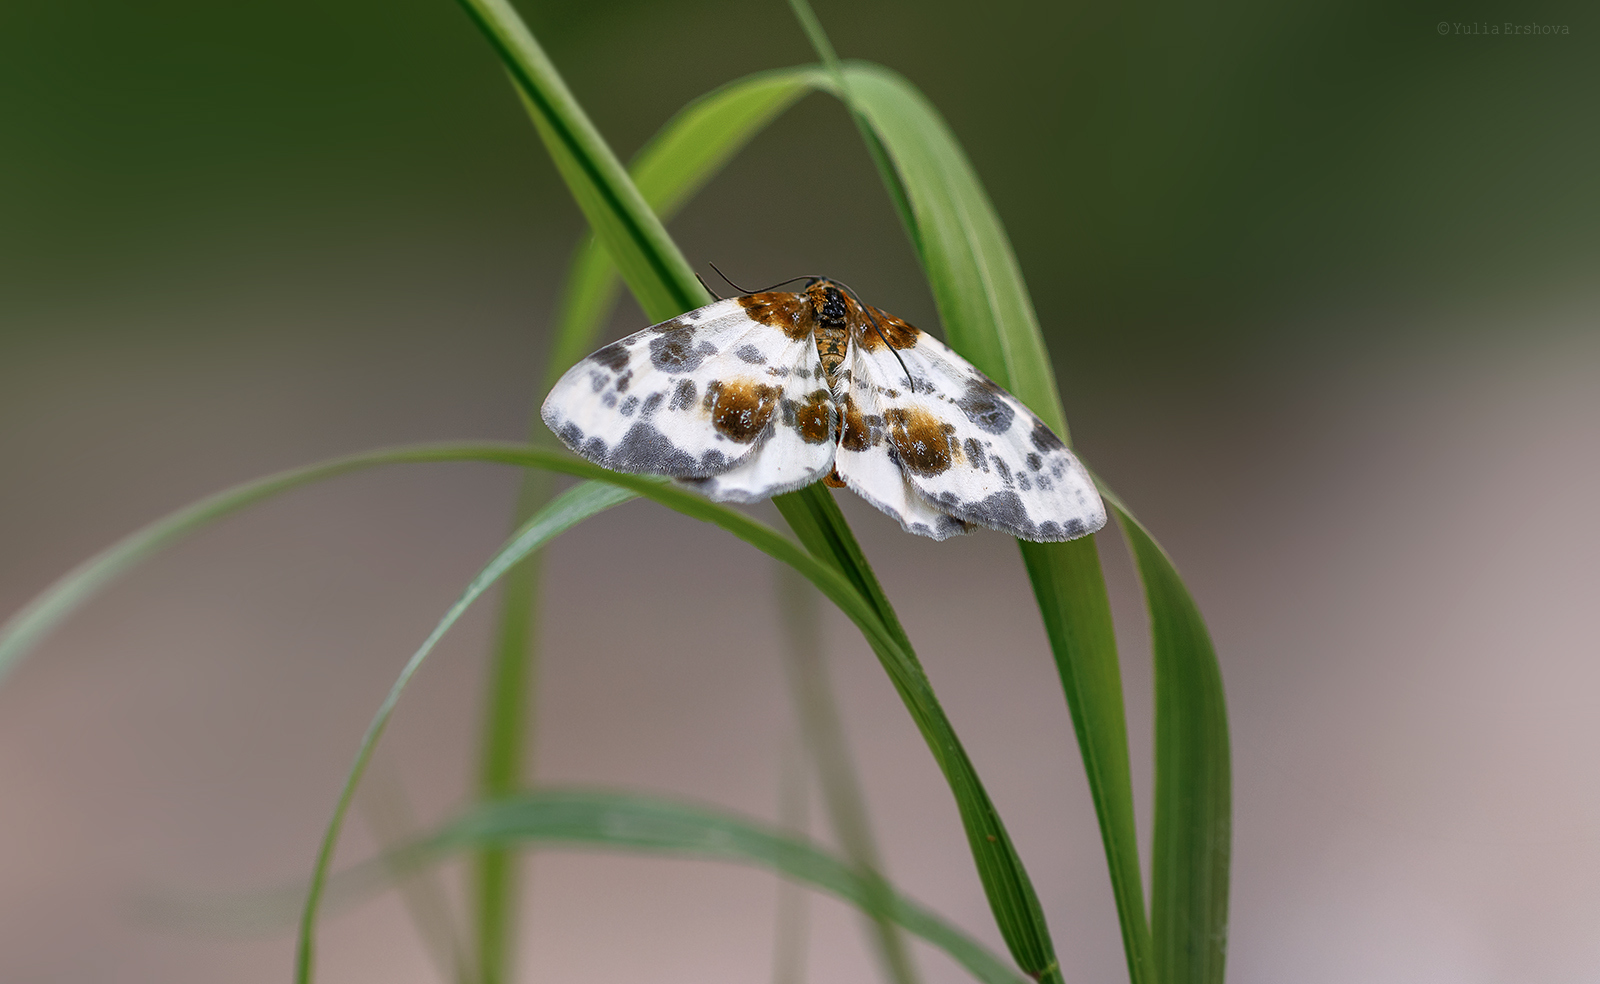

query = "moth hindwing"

[{"left": 541, "top": 279, "right": 1106, "bottom": 542}]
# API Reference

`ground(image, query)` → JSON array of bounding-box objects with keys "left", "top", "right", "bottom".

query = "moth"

[{"left": 541, "top": 277, "right": 1106, "bottom": 542}]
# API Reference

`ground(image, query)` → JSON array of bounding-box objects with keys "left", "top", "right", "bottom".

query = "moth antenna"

[
  {"left": 694, "top": 273, "right": 724, "bottom": 301},
  {"left": 834, "top": 281, "right": 916, "bottom": 393},
  {"left": 707, "top": 262, "right": 755, "bottom": 294},
  {"left": 708, "top": 263, "right": 820, "bottom": 296}
]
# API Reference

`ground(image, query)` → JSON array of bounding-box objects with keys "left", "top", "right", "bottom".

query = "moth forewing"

[{"left": 541, "top": 299, "right": 828, "bottom": 492}]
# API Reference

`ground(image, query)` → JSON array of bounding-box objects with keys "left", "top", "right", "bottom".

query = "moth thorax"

[{"left": 816, "top": 285, "right": 849, "bottom": 327}]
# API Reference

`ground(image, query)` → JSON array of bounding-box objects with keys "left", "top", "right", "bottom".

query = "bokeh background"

[{"left": 2, "top": 0, "right": 1597, "bottom": 981}]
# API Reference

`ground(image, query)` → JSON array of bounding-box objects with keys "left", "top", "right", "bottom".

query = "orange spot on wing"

[
  {"left": 792, "top": 390, "right": 835, "bottom": 445},
  {"left": 886, "top": 406, "right": 957, "bottom": 476},
  {"left": 839, "top": 398, "right": 873, "bottom": 452},
  {"left": 856, "top": 306, "right": 921, "bottom": 351},
  {"left": 705, "top": 378, "right": 781, "bottom": 444},
  {"left": 738, "top": 292, "right": 813, "bottom": 342}
]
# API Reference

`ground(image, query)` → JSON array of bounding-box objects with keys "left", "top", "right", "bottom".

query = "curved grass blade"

[
  {"left": 424, "top": 790, "right": 1030, "bottom": 984},
  {"left": 1103, "top": 492, "right": 1231, "bottom": 984},
  {"left": 825, "top": 52, "right": 1235, "bottom": 982},
  {"left": 452, "top": 2, "right": 1066, "bottom": 979},
  {"left": 543, "top": 65, "right": 827, "bottom": 387},
  {"left": 786, "top": 0, "right": 916, "bottom": 247},
  {"left": 198, "top": 787, "right": 1025, "bottom": 984},
  {"left": 475, "top": 64, "right": 839, "bottom": 984},
  {"left": 776, "top": 564, "right": 918, "bottom": 984},
  {"left": 356, "top": 760, "right": 476, "bottom": 984},
  {"left": 294, "top": 447, "right": 1043, "bottom": 983},
  {"left": 233, "top": 449, "right": 997, "bottom": 984},
  {"left": 294, "top": 477, "right": 639, "bottom": 984},
  {"left": 771, "top": 734, "right": 811, "bottom": 984},
  {"left": 287, "top": 459, "right": 986, "bottom": 983},
  {"left": 782, "top": 14, "right": 1162, "bottom": 976},
  {"left": 453, "top": 0, "right": 703, "bottom": 320},
  {"left": 156, "top": 786, "right": 1022, "bottom": 984},
  {"left": 833, "top": 63, "right": 1067, "bottom": 436},
  {"left": 0, "top": 442, "right": 586, "bottom": 686}
]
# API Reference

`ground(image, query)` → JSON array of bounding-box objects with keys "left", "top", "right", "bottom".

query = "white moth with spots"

[{"left": 541, "top": 278, "right": 1106, "bottom": 542}]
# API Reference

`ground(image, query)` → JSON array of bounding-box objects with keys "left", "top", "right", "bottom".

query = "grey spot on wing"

[
  {"left": 602, "top": 393, "right": 618, "bottom": 409},
  {"left": 1026, "top": 452, "right": 1043, "bottom": 471},
  {"left": 591, "top": 341, "right": 631, "bottom": 373},
  {"left": 964, "top": 438, "right": 988, "bottom": 471},
  {"left": 609, "top": 422, "right": 707, "bottom": 475},
  {"left": 651, "top": 315, "right": 692, "bottom": 333},
  {"left": 961, "top": 490, "right": 1031, "bottom": 536},
  {"left": 669, "top": 378, "right": 697, "bottom": 411},
  {"left": 935, "top": 514, "right": 974, "bottom": 537},
  {"left": 641, "top": 391, "right": 664, "bottom": 416},
  {"left": 556, "top": 422, "right": 584, "bottom": 449},
  {"left": 734, "top": 343, "right": 766, "bottom": 365},
  {"left": 615, "top": 370, "right": 632, "bottom": 394},
  {"left": 588, "top": 371, "right": 608, "bottom": 393},
  {"left": 1030, "top": 419, "right": 1065, "bottom": 453},
  {"left": 650, "top": 332, "right": 717, "bottom": 373},
  {"left": 928, "top": 489, "right": 1090, "bottom": 542},
  {"left": 955, "top": 378, "right": 1015, "bottom": 434},
  {"left": 993, "top": 457, "right": 1013, "bottom": 486},
  {"left": 619, "top": 396, "right": 639, "bottom": 416}
]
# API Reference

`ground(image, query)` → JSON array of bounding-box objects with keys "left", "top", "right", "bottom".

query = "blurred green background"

[
  {"left": 2, "top": 2, "right": 1597, "bottom": 983},
  {"left": 5, "top": 0, "right": 1594, "bottom": 373}
]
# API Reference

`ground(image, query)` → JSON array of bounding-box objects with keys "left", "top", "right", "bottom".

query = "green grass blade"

[
  {"left": 543, "top": 65, "right": 825, "bottom": 386},
  {"left": 771, "top": 734, "right": 811, "bottom": 984},
  {"left": 0, "top": 425, "right": 1058, "bottom": 984},
  {"left": 1104, "top": 492, "right": 1231, "bottom": 984},
  {"left": 631, "top": 67, "right": 827, "bottom": 225},
  {"left": 0, "top": 441, "right": 902, "bottom": 686},
  {"left": 452, "top": 0, "right": 702, "bottom": 321},
  {"left": 426, "top": 790, "right": 1030, "bottom": 984},
  {"left": 452, "top": 1, "right": 1065, "bottom": 977},
  {"left": 774, "top": 492, "right": 1060, "bottom": 984},
  {"left": 166, "top": 784, "right": 1022, "bottom": 984},
  {"left": 776, "top": 564, "right": 919, "bottom": 984},
  {"left": 472, "top": 469, "right": 547, "bottom": 984},
  {"left": 832, "top": 63, "right": 1067, "bottom": 439},
  {"left": 357, "top": 761, "right": 476, "bottom": 984},
  {"left": 0, "top": 442, "right": 585, "bottom": 686},
  {"left": 1017, "top": 536, "right": 1147, "bottom": 979},
  {"left": 790, "top": 34, "right": 1159, "bottom": 980},
  {"left": 786, "top": 0, "right": 917, "bottom": 244},
  {"left": 293, "top": 479, "right": 639, "bottom": 984},
  {"left": 473, "top": 64, "right": 837, "bottom": 984},
  {"left": 275, "top": 444, "right": 995, "bottom": 984}
]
